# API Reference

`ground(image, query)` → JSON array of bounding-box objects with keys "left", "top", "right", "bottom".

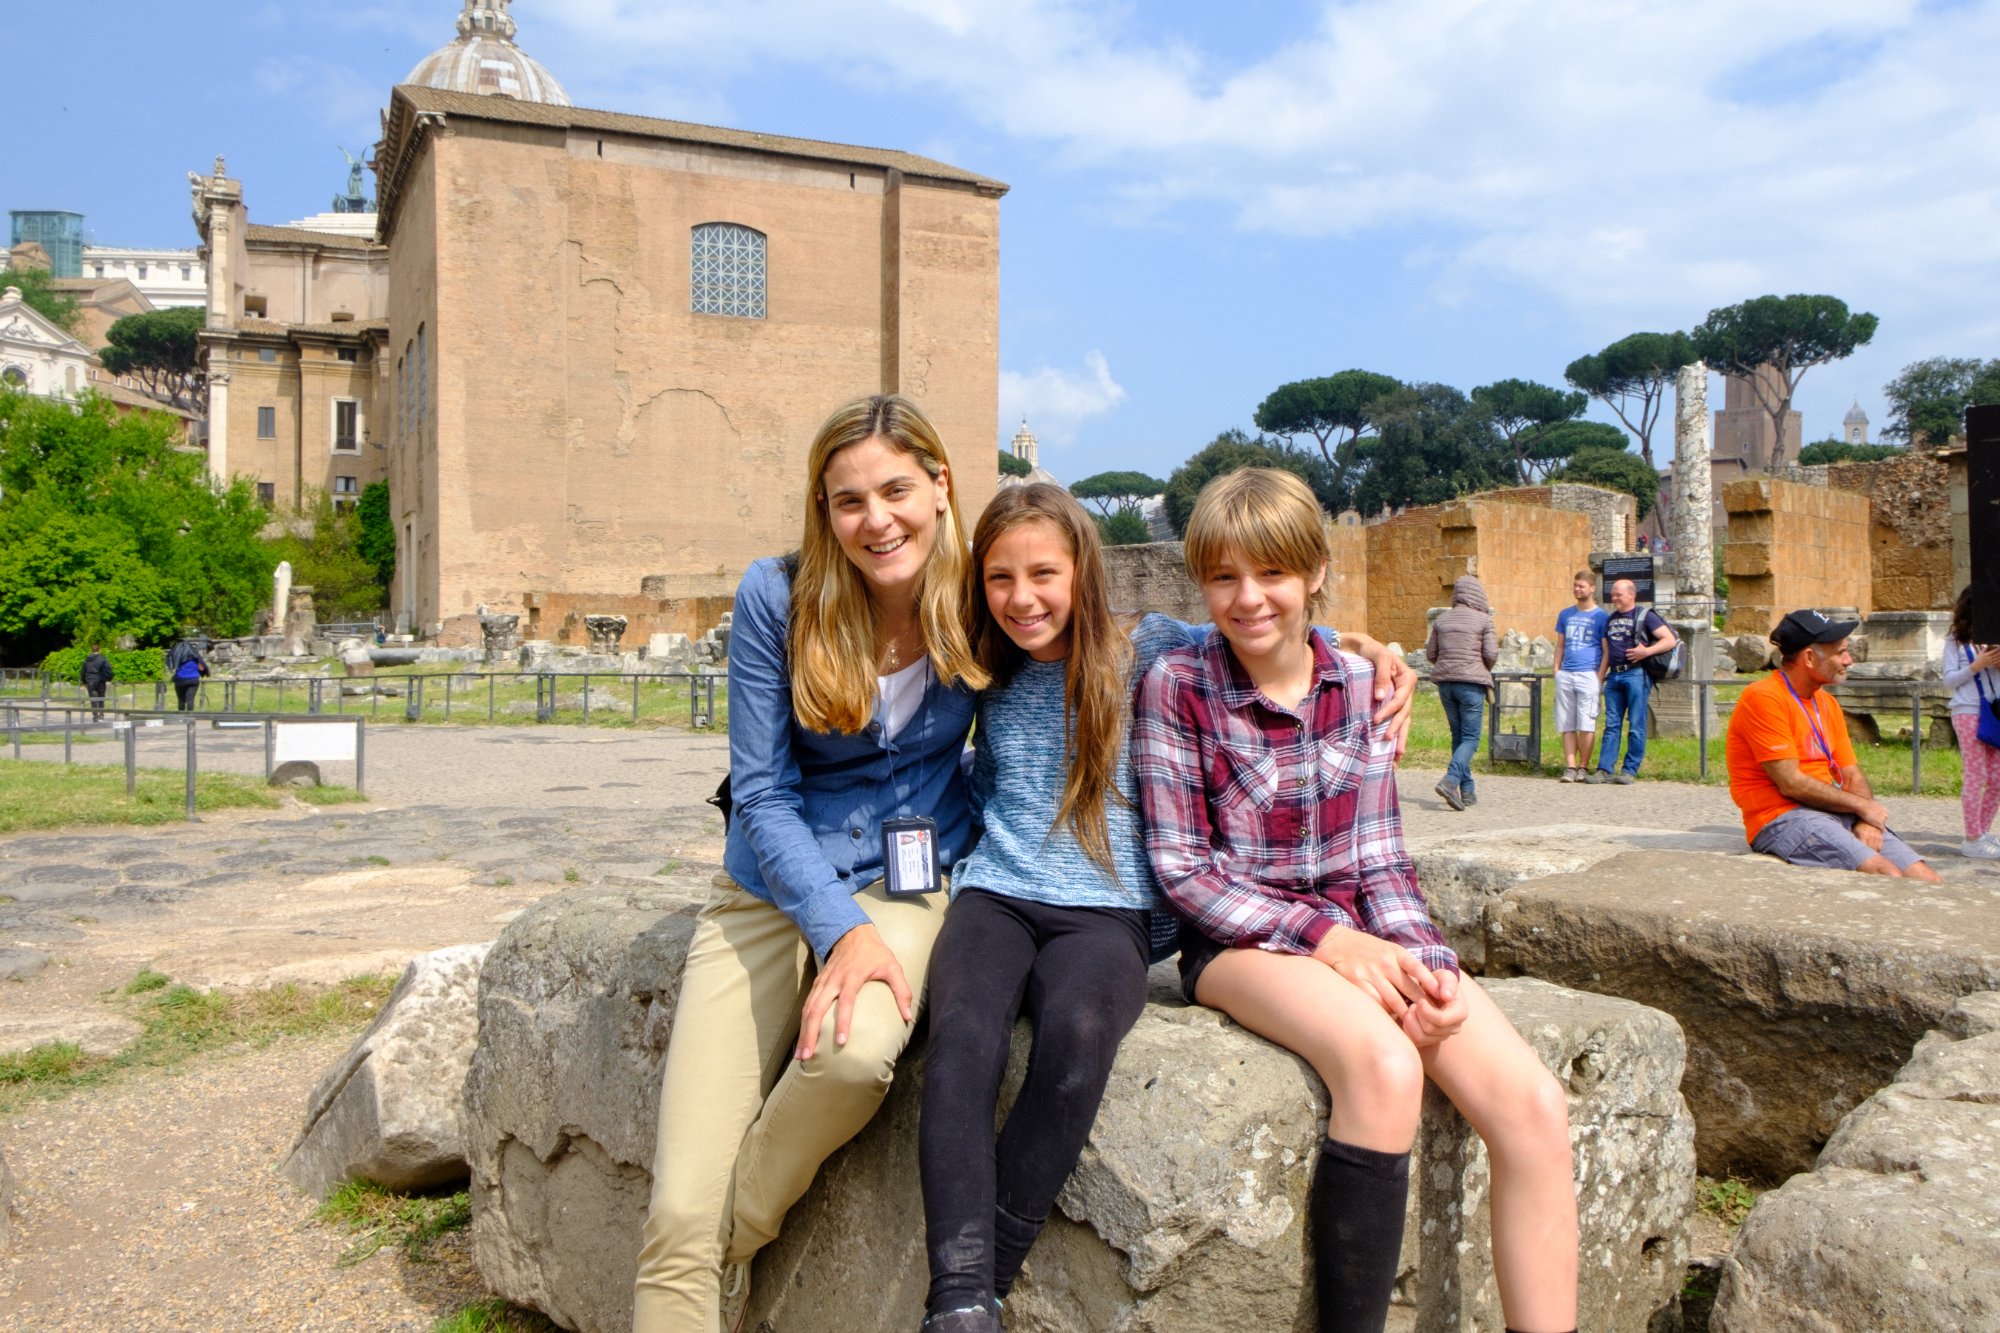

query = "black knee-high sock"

[
  {"left": 990, "top": 1203, "right": 1045, "bottom": 1299},
  {"left": 1309, "top": 1137, "right": 1411, "bottom": 1333}
]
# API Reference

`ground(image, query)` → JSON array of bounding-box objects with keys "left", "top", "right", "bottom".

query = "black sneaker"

[
  {"left": 922, "top": 1307, "right": 1003, "bottom": 1332},
  {"left": 1434, "top": 779, "right": 1465, "bottom": 811}
]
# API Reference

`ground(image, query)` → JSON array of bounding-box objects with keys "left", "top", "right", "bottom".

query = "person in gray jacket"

[{"left": 1425, "top": 575, "right": 1498, "bottom": 810}]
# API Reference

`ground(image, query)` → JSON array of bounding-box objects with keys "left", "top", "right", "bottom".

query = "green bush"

[{"left": 42, "top": 645, "right": 167, "bottom": 682}]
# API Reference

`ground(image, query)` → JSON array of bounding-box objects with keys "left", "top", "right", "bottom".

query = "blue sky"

[{"left": 11, "top": 1, "right": 1999, "bottom": 480}]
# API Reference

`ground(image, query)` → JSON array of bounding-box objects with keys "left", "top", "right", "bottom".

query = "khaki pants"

[{"left": 632, "top": 876, "right": 947, "bottom": 1333}]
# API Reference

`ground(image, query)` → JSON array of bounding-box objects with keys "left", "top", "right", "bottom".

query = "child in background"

[
  {"left": 917, "top": 482, "right": 1417, "bottom": 1331},
  {"left": 1133, "top": 468, "right": 1578, "bottom": 1333}
]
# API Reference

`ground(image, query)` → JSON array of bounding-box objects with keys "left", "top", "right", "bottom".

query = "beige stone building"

[
  {"left": 192, "top": 163, "right": 391, "bottom": 514},
  {"left": 193, "top": 0, "right": 1004, "bottom": 645}
]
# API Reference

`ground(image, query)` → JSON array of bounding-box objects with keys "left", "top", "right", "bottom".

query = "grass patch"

[
  {"left": 655, "top": 861, "right": 681, "bottom": 876},
  {"left": 296, "top": 784, "right": 368, "bottom": 806},
  {"left": 491, "top": 875, "right": 515, "bottom": 887},
  {"left": 1695, "top": 1175, "right": 1760, "bottom": 1231},
  {"left": 359, "top": 855, "right": 393, "bottom": 866},
  {"left": 562, "top": 866, "right": 580, "bottom": 883},
  {"left": 317, "top": 1179, "right": 473, "bottom": 1268},
  {"left": 0, "top": 758, "right": 280, "bottom": 834},
  {"left": 1408, "top": 682, "right": 1965, "bottom": 797},
  {"left": 0, "top": 972, "right": 395, "bottom": 1114},
  {"left": 432, "top": 1298, "right": 559, "bottom": 1333},
  {"left": 1680, "top": 1261, "right": 1720, "bottom": 1331}
]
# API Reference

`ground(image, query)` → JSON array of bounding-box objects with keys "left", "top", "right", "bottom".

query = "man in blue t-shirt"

[
  {"left": 1553, "top": 571, "right": 1609, "bottom": 782},
  {"left": 1589, "top": 579, "right": 1675, "bottom": 783}
]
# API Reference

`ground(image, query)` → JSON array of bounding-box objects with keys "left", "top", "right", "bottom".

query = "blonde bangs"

[{"left": 1183, "top": 467, "right": 1333, "bottom": 618}]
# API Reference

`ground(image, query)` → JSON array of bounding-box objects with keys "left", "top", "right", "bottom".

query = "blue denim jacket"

[{"left": 721, "top": 557, "right": 978, "bottom": 960}]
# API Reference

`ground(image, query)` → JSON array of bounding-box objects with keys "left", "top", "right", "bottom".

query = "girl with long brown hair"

[
  {"left": 916, "top": 482, "right": 1417, "bottom": 1331},
  {"left": 635, "top": 394, "right": 987, "bottom": 1333}
]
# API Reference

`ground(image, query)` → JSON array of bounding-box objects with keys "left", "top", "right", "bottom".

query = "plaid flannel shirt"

[{"left": 1132, "top": 631, "right": 1459, "bottom": 975}]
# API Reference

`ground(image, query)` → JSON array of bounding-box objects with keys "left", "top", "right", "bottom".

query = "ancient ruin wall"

[
  {"left": 1365, "top": 507, "right": 1450, "bottom": 647},
  {"left": 1722, "top": 478, "right": 1873, "bottom": 634},
  {"left": 1480, "top": 484, "right": 1636, "bottom": 555},
  {"left": 1445, "top": 500, "right": 1594, "bottom": 642},
  {"left": 1324, "top": 521, "right": 1368, "bottom": 637},
  {"left": 1825, "top": 453, "right": 1955, "bottom": 611}
]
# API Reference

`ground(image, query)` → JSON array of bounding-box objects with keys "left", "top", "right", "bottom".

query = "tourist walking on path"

[
  {"left": 1135, "top": 470, "right": 1578, "bottom": 1333},
  {"left": 1943, "top": 586, "right": 2000, "bottom": 859},
  {"left": 165, "top": 635, "right": 208, "bottom": 712},
  {"left": 632, "top": 395, "right": 989, "bottom": 1333},
  {"left": 917, "top": 483, "right": 1416, "bottom": 1332},
  {"left": 1588, "top": 580, "right": 1673, "bottom": 784},
  {"left": 80, "top": 643, "right": 113, "bottom": 720},
  {"left": 1726, "top": 609, "right": 1941, "bottom": 881},
  {"left": 1426, "top": 574, "right": 1497, "bottom": 810},
  {"left": 1553, "top": 573, "right": 1608, "bottom": 783}
]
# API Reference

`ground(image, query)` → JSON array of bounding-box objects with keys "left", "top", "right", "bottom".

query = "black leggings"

[
  {"left": 918, "top": 889, "right": 1149, "bottom": 1315},
  {"left": 174, "top": 680, "right": 200, "bottom": 711}
]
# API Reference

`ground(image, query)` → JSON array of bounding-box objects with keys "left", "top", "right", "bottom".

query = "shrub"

[{"left": 42, "top": 645, "right": 168, "bottom": 682}]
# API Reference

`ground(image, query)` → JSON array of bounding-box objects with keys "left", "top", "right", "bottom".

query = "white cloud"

[
  {"left": 253, "top": 58, "right": 386, "bottom": 132},
  {"left": 532, "top": 0, "right": 2000, "bottom": 357},
  {"left": 1000, "top": 350, "right": 1128, "bottom": 448}
]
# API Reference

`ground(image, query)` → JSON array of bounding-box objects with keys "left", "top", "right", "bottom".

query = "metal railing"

[
  {"left": 1458, "top": 672, "right": 1956, "bottom": 794},
  {"left": 1, "top": 702, "right": 365, "bottom": 821},
  {"left": 18, "top": 669, "right": 724, "bottom": 729}
]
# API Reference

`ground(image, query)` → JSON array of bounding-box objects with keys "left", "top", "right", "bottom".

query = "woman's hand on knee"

[
  {"left": 795, "top": 923, "right": 914, "bottom": 1061},
  {"left": 1311, "top": 927, "right": 1429, "bottom": 1019},
  {"left": 1401, "top": 969, "right": 1468, "bottom": 1047}
]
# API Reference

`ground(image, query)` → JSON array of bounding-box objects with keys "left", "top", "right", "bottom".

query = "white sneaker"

[
  {"left": 720, "top": 1260, "right": 752, "bottom": 1333},
  {"left": 1961, "top": 836, "right": 2000, "bottom": 860}
]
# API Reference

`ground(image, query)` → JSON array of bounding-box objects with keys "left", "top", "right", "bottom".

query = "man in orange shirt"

[{"left": 1726, "top": 610, "right": 1940, "bottom": 880}]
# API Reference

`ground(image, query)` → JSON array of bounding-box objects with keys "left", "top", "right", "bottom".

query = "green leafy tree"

[
  {"left": 1880, "top": 356, "right": 2000, "bottom": 446},
  {"left": 0, "top": 390, "right": 271, "bottom": 660},
  {"left": 1692, "top": 295, "right": 1879, "bottom": 464},
  {"left": 99, "top": 307, "right": 208, "bottom": 414},
  {"left": 267, "top": 491, "right": 386, "bottom": 621},
  {"left": 356, "top": 480, "right": 396, "bottom": 592},
  {"left": 998, "top": 450, "right": 1032, "bottom": 478},
  {"left": 1253, "top": 370, "right": 1403, "bottom": 468},
  {"left": 1470, "top": 378, "right": 1588, "bottom": 485},
  {"left": 1071, "top": 470, "right": 1166, "bottom": 517},
  {"left": 1532, "top": 420, "right": 1630, "bottom": 458},
  {"left": 1095, "top": 508, "right": 1152, "bottom": 546},
  {"left": 1563, "top": 332, "right": 1697, "bottom": 468},
  {"left": 1163, "top": 430, "right": 1328, "bottom": 536},
  {"left": 0, "top": 265, "right": 82, "bottom": 336},
  {"left": 1797, "top": 439, "right": 1905, "bottom": 465},
  {"left": 1353, "top": 384, "right": 1510, "bottom": 514},
  {"left": 1547, "top": 446, "right": 1662, "bottom": 519}
]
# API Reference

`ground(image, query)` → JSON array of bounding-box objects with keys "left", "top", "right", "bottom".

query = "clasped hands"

[{"left": 1313, "top": 925, "right": 1466, "bottom": 1046}]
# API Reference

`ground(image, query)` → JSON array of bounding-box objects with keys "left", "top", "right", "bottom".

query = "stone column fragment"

[{"left": 1672, "top": 361, "right": 1713, "bottom": 611}]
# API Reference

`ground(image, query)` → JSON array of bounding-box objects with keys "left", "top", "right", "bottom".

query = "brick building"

[{"left": 192, "top": 0, "right": 1004, "bottom": 644}]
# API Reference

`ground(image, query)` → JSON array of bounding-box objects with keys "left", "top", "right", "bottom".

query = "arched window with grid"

[{"left": 690, "top": 223, "right": 767, "bottom": 318}]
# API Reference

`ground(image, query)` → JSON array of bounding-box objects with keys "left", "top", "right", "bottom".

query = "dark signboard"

[{"left": 1601, "top": 555, "right": 1656, "bottom": 606}]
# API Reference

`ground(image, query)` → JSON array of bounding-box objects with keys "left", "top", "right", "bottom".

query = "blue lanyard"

[{"left": 1779, "top": 671, "right": 1840, "bottom": 787}]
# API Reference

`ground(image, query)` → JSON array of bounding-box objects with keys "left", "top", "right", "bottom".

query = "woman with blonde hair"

[{"left": 634, "top": 394, "right": 989, "bottom": 1333}]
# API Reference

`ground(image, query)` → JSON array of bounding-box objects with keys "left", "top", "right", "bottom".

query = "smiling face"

[
  {"left": 1201, "top": 543, "right": 1326, "bottom": 666},
  {"left": 1610, "top": 579, "right": 1637, "bottom": 612},
  {"left": 1806, "top": 638, "right": 1854, "bottom": 685},
  {"left": 819, "top": 435, "right": 950, "bottom": 603},
  {"left": 982, "top": 518, "right": 1076, "bottom": 663}
]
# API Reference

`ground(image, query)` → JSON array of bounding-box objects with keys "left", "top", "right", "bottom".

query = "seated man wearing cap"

[{"left": 1726, "top": 610, "right": 1941, "bottom": 881}]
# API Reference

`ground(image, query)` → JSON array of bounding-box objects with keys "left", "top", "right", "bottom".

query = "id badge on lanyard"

[
  {"left": 881, "top": 816, "right": 940, "bottom": 895},
  {"left": 1782, "top": 675, "right": 1840, "bottom": 789}
]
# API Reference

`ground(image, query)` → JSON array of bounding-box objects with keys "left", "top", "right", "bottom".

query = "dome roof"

[
  {"left": 406, "top": 0, "right": 571, "bottom": 107},
  {"left": 1844, "top": 401, "right": 1868, "bottom": 424}
]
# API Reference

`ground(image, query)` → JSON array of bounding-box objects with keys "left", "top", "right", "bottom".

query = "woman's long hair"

[
  {"left": 969, "top": 483, "right": 1134, "bottom": 878},
  {"left": 790, "top": 394, "right": 986, "bottom": 734},
  {"left": 1950, "top": 584, "right": 1977, "bottom": 649}
]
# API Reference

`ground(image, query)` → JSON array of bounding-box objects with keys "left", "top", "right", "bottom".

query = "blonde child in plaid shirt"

[{"left": 1133, "top": 469, "right": 1579, "bottom": 1333}]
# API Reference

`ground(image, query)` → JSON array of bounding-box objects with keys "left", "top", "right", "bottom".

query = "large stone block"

[
  {"left": 281, "top": 941, "right": 493, "bottom": 1198},
  {"left": 1713, "top": 993, "right": 2000, "bottom": 1332},
  {"left": 463, "top": 890, "right": 1693, "bottom": 1332},
  {"left": 1481, "top": 837, "right": 2000, "bottom": 1177}
]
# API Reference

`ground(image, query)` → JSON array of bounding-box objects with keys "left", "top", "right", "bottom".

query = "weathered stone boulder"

[
  {"left": 1407, "top": 824, "right": 1745, "bottom": 970},
  {"left": 1713, "top": 992, "right": 2000, "bottom": 1332},
  {"left": 1474, "top": 828, "right": 2000, "bottom": 1177},
  {"left": 281, "top": 941, "right": 493, "bottom": 1199},
  {"left": 463, "top": 889, "right": 1693, "bottom": 1333},
  {"left": 1729, "top": 633, "right": 1776, "bottom": 674}
]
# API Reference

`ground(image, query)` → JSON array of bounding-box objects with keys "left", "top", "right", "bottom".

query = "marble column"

[{"left": 1672, "top": 360, "right": 1713, "bottom": 611}]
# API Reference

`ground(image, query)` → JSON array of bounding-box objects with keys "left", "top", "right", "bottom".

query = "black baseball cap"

[{"left": 1771, "top": 609, "right": 1859, "bottom": 654}]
